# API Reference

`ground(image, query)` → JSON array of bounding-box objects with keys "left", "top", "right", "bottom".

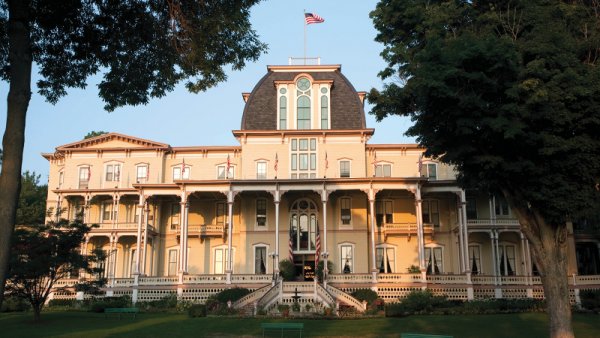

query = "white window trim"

[
  {"left": 339, "top": 196, "right": 352, "bottom": 228},
  {"left": 252, "top": 243, "right": 270, "bottom": 275},
  {"left": 277, "top": 85, "right": 289, "bottom": 130},
  {"left": 468, "top": 243, "right": 483, "bottom": 275},
  {"left": 319, "top": 84, "right": 331, "bottom": 130},
  {"left": 376, "top": 199, "right": 394, "bottom": 226},
  {"left": 103, "top": 161, "right": 123, "bottom": 187},
  {"left": 77, "top": 165, "right": 92, "bottom": 188},
  {"left": 172, "top": 163, "right": 191, "bottom": 180},
  {"left": 421, "top": 161, "right": 438, "bottom": 180},
  {"left": 425, "top": 244, "right": 445, "bottom": 274},
  {"left": 166, "top": 247, "right": 179, "bottom": 276},
  {"left": 213, "top": 245, "right": 235, "bottom": 274},
  {"left": 135, "top": 163, "right": 149, "bottom": 183},
  {"left": 375, "top": 243, "right": 397, "bottom": 273},
  {"left": 292, "top": 74, "right": 315, "bottom": 130},
  {"left": 255, "top": 198, "right": 268, "bottom": 229},
  {"left": 422, "top": 199, "right": 440, "bottom": 227},
  {"left": 338, "top": 242, "right": 355, "bottom": 274},
  {"left": 338, "top": 158, "right": 352, "bottom": 178},
  {"left": 374, "top": 161, "right": 393, "bottom": 177},
  {"left": 498, "top": 242, "right": 518, "bottom": 276},
  {"left": 58, "top": 169, "right": 64, "bottom": 188},
  {"left": 101, "top": 200, "right": 114, "bottom": 223},
  {"left": 216, "top": 164, "right": 235, "bottom": 179},
  {"left": 255, "top": 160, "right": 269, "bottom": 180},
  {"left": 289, "top": 137, "right": 318, "bottom": 179}
]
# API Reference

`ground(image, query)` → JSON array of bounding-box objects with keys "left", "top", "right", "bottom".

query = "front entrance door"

[{"left": 293, "top": 254, "right": 315, "bottom": 281}]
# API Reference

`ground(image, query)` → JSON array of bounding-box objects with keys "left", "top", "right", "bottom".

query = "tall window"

[
  {"left": 376, "top": 200, "right": 393, "bottom": 226},
  {"left": 376, "top": 247, "right": 395, "bottom": 273},
  {"left": 214, "top": 247, "right": 232, "bottom": 274},
  {"left": 495, "top": 195, "right": 510, "bottom": 216},
  {"left": 256, "top": 198, "right": 267, "bottom": 227},
  {"left": 279, "top": 88, "right": 287, "bottom": 129},
  {"left": 468, "top": 245, "right": 481, "bottom": 274},
  {"left": 58, "top": 171, "right": 64, "bottom": 188},
  {"left": 425, "top": 247, "right": 443, "bottom": 274},
  {"left": 498, "top": 244, "right": 516, "bottom": 276},
  {"left": 296, "top": 77, "right": 311, "bottom": 129},
  {"left": 290, "top": 138, "right": 317, "bottom": 179},
  {"left": 421, "top": 163, "right": 437, "bottom": 180},
  {"left": 170, "top": 203, "right": 180, "bottom": 230},
  {"left": 125, "top": 203, "right": 140, "bottom": 224},
  {"left": 101, "top": 201, "right": 115, "bottom": 222},
  {"left": 216, "top": 202, "right": 227, "bottom": 226},
  {"left": 422, "top": 200, "right": 440, "bottom": 227},
  {"left": 340, "top": 244, "right": 353, "bottom": 273},
  {"left": 339, "top": 160, "right": 350, "bottom": 178},
  {"left": 340, "top": 197, "right": 351, "bottom": 225},
  {"left": 72, "top": 201, "right": 84, "bottom": 220},
  {"left": 167, "top": 249, "right": 178, "bottom": 276},
  {"left": 320, "top": 88, "right": 329, "bottom": 129},
  {"left": 173, "top": 166, "right": 190, "bottom": 180},
  {"left": 136, "top": 165, "right": 148, "bottom": 183},
  {"left": 466, "top": 197, "right": 478, "bottom": 219},
  {"left": 254, "top": 246, "right": 267, "bottom": 274},
  {"left": 105, "top": 164, "right": 121, "bottom": 182},
  {"left": 129, "top": 249, "right": 137, "bottom": 277},
  {"left": 375, "top": 164, "right": 391, "bottom": 177},
  {"left": 79, "top": 166, "right": 90, "bottom": 189},
  {"left": 256, "top": 161, "right": 267, "bottom": 179},
  {"left": 289, "top": 199, "right": 318, "bottom": 251},
  {"left": 217, "top": 165, "right": 234, "bottom": 179}
]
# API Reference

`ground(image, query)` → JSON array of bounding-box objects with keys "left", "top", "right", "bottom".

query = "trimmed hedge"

[
  {"left": 89, "top": 295, "right": 132, "bottom": 313},
  {"left": 188, "top": 304, "right": 207, "bottom": 317}
]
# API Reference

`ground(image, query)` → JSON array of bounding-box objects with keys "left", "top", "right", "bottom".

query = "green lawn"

[{"left": 0, "top": 311, "right": 599, "bottom": 337}]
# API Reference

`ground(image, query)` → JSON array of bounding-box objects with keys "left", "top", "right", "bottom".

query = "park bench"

[
  {"left": 261, "top": 322, "right": 304, "bottom": 337},
  {"left": 104, "top": 307, "right": 139, "bottom": 319},
  {"left": 401, "top": 334, "right": 453, "bottom": 338}
]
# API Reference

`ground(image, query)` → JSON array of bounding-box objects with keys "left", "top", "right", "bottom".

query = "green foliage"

[
  {"left": 277, "top": 304, "right": 290, "bottom": 313},
  {"left": 291, "top": 302, "right": 301, "bottom": 312},
  {"left": 0, "top": 295, "right": 30, "bottom": 312},
  {"left": 369, "top": 0, "right": 600, "bottom": 226},
  {"left": 279, "top": 259, "right": 295, "bottom": 281},
  {"left": 16, "top": 171, "right": 47, "bottom": 225},
  {"left": 136, "top": 294, "right": 179, "bottom": 312},
  {"left": 83, "top": 131, "right": 108, "bottom": 139},
  {"left": 89, "top": 296, "right": 132, "bottom": 313},
  {"left": 6, "top": 219, "right": 106, "bottom": 320},
  {"left": 215, "top": 287, "right": 250, "bottom": 303},
  {"left": 316, "top": 260, "right": 333, "bottom": 282},
  {"left": 351, "top": 289, "right": 379, "bottom": 305},
  {"left": 407, "top": 265, "right": 421, "bottom": 273},
  {"left": 187, "top": 304, "right": 207, "bottom": 318},
  {"left": 580, "top": 290, "right": 600, "bottom": 311}
]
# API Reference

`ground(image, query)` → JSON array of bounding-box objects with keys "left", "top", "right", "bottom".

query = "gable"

[{"left": 56, "top": 133, "right": 170, "bottom": 151}]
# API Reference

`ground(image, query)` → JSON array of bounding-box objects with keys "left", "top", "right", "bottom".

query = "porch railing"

[
  {"left": 170, "top": 224, "right": 225, "bottom": 237},
  {"left": 326, "top": 284, "right": 366, "bottom": 311},
  {"left": 467, "top": 218, "right": 520, "bottom": 230},
  {"left": 381, "top": 223, "right": 434, "bottom": 238}
]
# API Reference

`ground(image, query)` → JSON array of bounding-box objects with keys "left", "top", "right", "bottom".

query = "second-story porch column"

[
  {"left": 84, "top": 193, "right": 91, "bottom": 224},
  {"left": 321, "top": 187, "right": 330, "bottom": 284},
  {"left": 134, "top": 194, "right": 146, "bottom": 277},
  {"left": 368, "top": 187, "right": 377, "bottom": 283},
  {"left": 415, "top": 185, "right": 426, "bottom": 281},
  {"left": 112, "top": 193, "right": 121, "bottom": 229},
  {"left": 273, "top": 189, "right": 281, "bottom": 275},
  {"left": 179, "top": 193, "right": 190, "bottom": 277},
  {"left": 459, "top": 190, "right": 470, "bottom": 273},
  {"left": 226, "top": 189, "right": 236, "bottom": 284},
  {"left": 141, "top": 201, "right": 150, "bottom": 275}
]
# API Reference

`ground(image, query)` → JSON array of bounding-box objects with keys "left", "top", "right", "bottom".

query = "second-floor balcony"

[
  {"left": 92, "top": 222, "right": 156, "bottom": 233},
  {"left": 382, "top": 222, "right": 435, "bottom": 239},
  {"left": 170, "top": 223, "right": 226, "bottom": 238},
  {"left": 466, "top": 218, "right": 520, "bottom": 231}
]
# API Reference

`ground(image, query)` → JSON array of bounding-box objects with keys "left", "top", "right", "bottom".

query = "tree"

[
  {"left": 0, "top": 0, "right": 266, "bottom": 308},
  {"left": 16, "top": 171, "right": 47, "bottom": 225},
  {"left": 6, "top": 219, "right": 105, "bottom": 321},
  {"left": 369, "top": 1, "right": 600, "bottom": 337},
  {"left": 83, "top": 131, "right": 108, "bottom": 139}
]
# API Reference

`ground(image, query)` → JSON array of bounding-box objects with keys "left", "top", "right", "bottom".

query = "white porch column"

[
  {"left": 84, "top": 194, "right": 91, "bottom": 224},
  {"left": 226, "top": 190, "right": 235, "bottom": 284},
  {"left": 368, "top": 188, "right": 377, "bottom": 283},
  {"left": 113, "top": 194, "right": 121, "bottom": 229},
  {"left": 459, "top": 190, "right": 470, "bottom": 272},
  {"left": 179, "top": 193, "right": 189, "bottom": 276},
  {"left": 274, "top": 189, "right": 280, "bottom": 274},
  {"left": 134, "top": 194, "right": 146, "bottom": 276},
  {"left": 321, "top": 187, "right": 329, "bottom": 282},
  {"left": 456, "top": 197, "right": 465, "bottom": 273},
  {"left": 525, "top": 238, "right": 534, "bottom": 297},
  {"left": 55, "top": 194, "right": 62, "bottom": 222},
  {"left": 415, "top": 185, "right": 426, "bottom": 281},
  {"left": 141, "top": 201, "right": 150, "bottom": 275}
]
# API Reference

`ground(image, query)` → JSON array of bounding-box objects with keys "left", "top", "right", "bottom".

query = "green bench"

[
  {"left": 401, "top": 334, "right": 453, "bottom": 338},
  {"left": 104, "top": 307, "right": 139, "bottom": 319},
  {"left": 261, "top": 322, "right": 304, "bottom": 337}
]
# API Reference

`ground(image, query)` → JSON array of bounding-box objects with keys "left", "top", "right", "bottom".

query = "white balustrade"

[
  {"left": 231, "top": 274, "right": 272, "bottom": 283},
  {"left": 328, "top": 273, "right": 373, "bottom": 283},
  {"left": 427, "top": 274, "right": 468, "bottom": 284},
  {"left": 138, "top": 276, "right": 179, "bottom": 285},
  {"left": 377, "top": 273, "right": 422, "bottom": 283},
  {"left": 233, "top": 283, "right": 271, "bottom": 309},
  {"left": 113, "top": 278, "right": 134, "bottom": 287},
  {"left": 575, "top": 275, "right": 600, "bottom": 285},
  {"left": 183, "top": 275, "right": 226, "bottom": 284},
  {"left": 326, "top": 284, "right": 365, "bottom": 311}
]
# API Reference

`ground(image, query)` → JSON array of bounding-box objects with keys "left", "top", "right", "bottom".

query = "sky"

[{"left": 0, "top": 0, "right": 415, "bottom": 181}]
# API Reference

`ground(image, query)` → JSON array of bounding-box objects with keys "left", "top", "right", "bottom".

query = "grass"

[{"left": 0, "top": 311, "right": 599, "bottom": 337}]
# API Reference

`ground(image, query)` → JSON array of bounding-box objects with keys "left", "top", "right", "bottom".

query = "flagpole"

[{"left": 303, "top": 9, "right": 307, "bottom": 65}]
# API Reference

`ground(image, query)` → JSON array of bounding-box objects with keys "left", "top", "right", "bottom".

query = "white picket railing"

[
  {"left": 326, "top": 284, "right": 366, "bottom": 312},
  {"left": 233, "top": 283, "right": 272, "bottom": 309},
  {"left": 427, "top": 274, "right": 468, "bottom": 284},
  {"left": 231, "top": 274, "right": 272, "bottom": 283},
  {"left": 315, "top": 283, "right": 335, "bottom": 308},
  {"left": 328, "top": 273, "right": 373, "bottom": 283},
  {"left": 139, "top": 276, "right": 179, "bottom": 285},
  {"left": 258, "top": 280, "right": 282, "bottom": 311}
]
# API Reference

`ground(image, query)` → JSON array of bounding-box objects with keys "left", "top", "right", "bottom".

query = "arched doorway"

[{"left": 289, "top": 198, "right": 318, "bottom": 280}]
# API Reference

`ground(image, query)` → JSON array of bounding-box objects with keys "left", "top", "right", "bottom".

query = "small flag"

[
  {"left": 181, "top": 158, "right": 186, "bottom": 179},
  {"left": 325, "top": 152, "right": 329, "bottom": 170},
  {"left": 305, "top": 12, "right": 324, "bottom": 25},
  {"left": 372, "top": 150, "right": 378, "bottom": 176},
  {"left": 315, "top": 222, "right": 321, "bottom": 270},
  {"left": 115, "top": 165, "right": 120, "bottom": 181},
  {"left": 226, "top": 154, "right": 231, "bottom": 179},
  {"left": 146, "top": 165, "right": 150, "bottom": 180},
  {"left": 274, "top": 153, "right": 279, "bottom": 173},
  {"left": 87, "top": 167, "right": 91, "bottom": 181}
]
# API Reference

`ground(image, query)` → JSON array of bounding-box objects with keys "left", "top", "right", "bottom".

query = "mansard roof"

[{"left": 240, "top": 65, "right": 367, "bottom": 130}]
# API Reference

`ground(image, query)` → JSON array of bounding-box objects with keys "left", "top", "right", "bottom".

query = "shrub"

[
  {"left": 291, "top": 302, "right": 301, "bottom": 312},
  {"left": 304, "top": 303, "right": 312, "bottom": 312},
  {"left": 316, "top": 260, "right": 333, "bottom": 282},
  {"left": 215, "top": 287, "right": 250, "bottom": 303},
  {"left": 279, "top": 259, "right": 295, "bottom": 281},
  {"left": 407, "top": 265, "right": 421, "bottom": 273},
  {"left": 188, "top": 304, "right": 207, "bottom": 317},
  {"left": 580, "top": 289, "right": 600, "bottom": 311},
  {"left": 89, "top": 295, "right": 131, "bottom": 313},
  {"left": 0, "top": 295, "right": 30, "bottom": 312},
  {"left": 136, "top": 293, "right": 179, "bottom": 312},
  {"left": 47, "top": 299, "right": 77, "bottom": 308},
  {"left": 351, "top": 289, "right": 379, "bottom": 305}
]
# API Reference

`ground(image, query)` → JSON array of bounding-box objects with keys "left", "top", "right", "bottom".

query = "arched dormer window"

[
  {"left": 296, "top": 77, "right": 311, "bottom": 129},
  {"left": 279, "top": 88, "right": 287, "bottom": 130},
  {"left": 320, "top": 87, "right": 329, "bottom": 129}
]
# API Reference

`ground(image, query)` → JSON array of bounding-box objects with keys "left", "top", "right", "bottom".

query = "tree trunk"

[
  {"left": 0, "top": 0, "right": 32, "bottom": 309},
  {"left": 33, "top": 303, "right": 42, "bottom": 322},
  {"left": 507, "top": 190, "right": 575, "bottom": 338}
]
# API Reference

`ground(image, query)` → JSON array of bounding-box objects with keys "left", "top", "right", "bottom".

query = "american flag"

[
  {"left": 305, "top": 12, "right": 324, "bottom": 25},
  {"left": 372, "top": 150, "right": 378, "bottom": 176},
  {"left": 181, "top": 158, "right": 186, "bottom": 179},
  {"left": 314, "top": 222, "right": 321, "bottom": 269},
  {"left": 226, "top": 154, "right": 231, "bottom": 179},
  {"left": 288, "top": 228, "right": 294, "bottom": 262},
  {"left": 87, "top": 167, "right": 91, "bottom": 181},
  {"left": 274, "top": 153, "right": 278, "bottom": 173},
  {"left": 146, "top": 165, "right": 149, "bottom": 180},
  {"left": 325, "top": 152, "right": 329, "bottom": 170}
]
